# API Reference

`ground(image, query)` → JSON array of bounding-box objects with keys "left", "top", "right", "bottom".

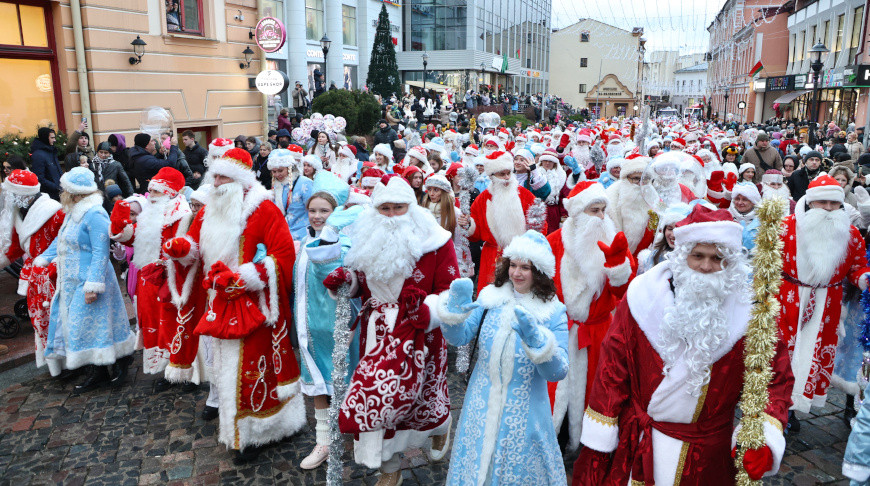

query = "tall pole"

[{"left": 596, "top": 58, "right": 603, "bottom": 117}]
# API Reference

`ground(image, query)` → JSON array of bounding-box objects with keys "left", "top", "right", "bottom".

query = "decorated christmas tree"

[{"left": 366, "top": 4, "right": 401, "bottom": 98}]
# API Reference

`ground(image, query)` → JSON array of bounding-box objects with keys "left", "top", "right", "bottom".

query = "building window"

[
  {"left": 823, "top": 20, "right": 830, "bottom": 46},
  {"left": 342, "top": 5, "right": 356, "bottom": 46},
  {"left": 580, "top": 57, "right": 587, "bottom": 67},
  {"left": 579, "top": 84, "right": 586, "bottom": 93},
  {"left": 305, "top": 0, "right": 324, "bottom": 42},
  {"left": 850, "top": 7, "right": 863, "bottom": 57},
  {"left": 527, "top": 33, "right": 532, "bottom": 43},
  {"left": 795, "top": 30, "right": 804, "bottom": 61},
  {"left": 835, "top": 14, "right": 845, "bottom": 52},
  {"left": 788, "top": 34, "right": 795, "bottom": 64},
  {"left": 526, "top": 58, "right": 531, "bottom": 68},
  {"left": 580, "top": 32, "right": 589, "bottom": 42},
  {"left": 166, "top": 0, "right": 203, "bottom": 35},
  {"left": 0, "top": 1, "right": 63, "bottom": 135},
  {"left": 262, "top": 0, "right": 283, "bottom": 24}
]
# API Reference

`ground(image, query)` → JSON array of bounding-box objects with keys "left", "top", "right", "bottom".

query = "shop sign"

[
  {"left": 765, "top": 75, "right": 793, "bottom": 92},
  {"left": 525, "top": 70, "right": 540, "bottom": 77},
  {"left": 254, "top": 17, "right": 285, "bottom": 53},
  {"left": 847, "top": 65, "right": 870, "bottom": 87},
  {"left": 820, "top": 67, "right": 844, "bottom": 88},
  {"left": 753, "top": 79, "right": 766, "bottom": 92},
  {"left": 306, "top": 49, "right": 324, "bottom": 59},
  {"left": 255, "top": 69, "right": 290, "bottom": 96},
  {"left": 342, "top": 53, "right": 357, "bottom": 62}
]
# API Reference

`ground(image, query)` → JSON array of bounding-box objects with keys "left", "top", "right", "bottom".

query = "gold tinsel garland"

[{"left": 735, "top": 197, "right": 785, "bottom": 485}]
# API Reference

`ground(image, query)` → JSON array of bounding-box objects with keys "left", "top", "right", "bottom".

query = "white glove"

[
  {"left": 860, "top": 273, "right": 870, "bottom": 291},
  {"left": 855, "top": 186, "right": 870, "bottom": 220}
]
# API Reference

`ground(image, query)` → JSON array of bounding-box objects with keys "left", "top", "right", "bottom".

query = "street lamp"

[
  {"left": 723, "top": 88, "right": 730, "bottom": 121},
  {"left": 240, "top": 46, "right": 254, "bottom": 69},
  {"left": 479, "top": 62, "right": 486, "bottom": 90},
  {"left": 320, "top": 34, "right": 331, "bottom": 88},
  {"left": 129, "top": 35, "right": 146, "bottom": 65},
  {"left": 808, "top": 41, "right": 830, "bottom": 147},
  {"left": 422, "top": 52, "right": 429, "bottom": 93}
]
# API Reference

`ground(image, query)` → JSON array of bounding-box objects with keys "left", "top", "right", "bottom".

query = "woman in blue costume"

[
  {"left": 293, "top": 170, "right": 361, "bottom": 470},
  {"left": 36, "top": 167, "right": 135, "bottom": 393},
  {"left": 435, "top": 230, "right": 569, "bottom": 485}
]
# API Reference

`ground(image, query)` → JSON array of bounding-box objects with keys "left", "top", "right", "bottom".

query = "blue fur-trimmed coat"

[{"left": 436, "top": 282, "right": 569, "bottom": 485}]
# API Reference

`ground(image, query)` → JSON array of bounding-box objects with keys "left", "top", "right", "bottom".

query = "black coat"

[
  {"left": 253, "top": 155, "right": 271, "bottom": 189},
  {"left": 29, "top": 139, "right": 62, "bottom": 200},
  {"left": 787, "top": 167, "right": 820, "bottom": 202},
  {"left": 129, "top": 146, "right": 171, "bottom": 193},
  {"left": 373, "top": 127, "right": 398, "bottom": 147}
]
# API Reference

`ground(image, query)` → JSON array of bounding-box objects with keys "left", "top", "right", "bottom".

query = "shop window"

[
  {"left": 342, "top": 5, "right": 356, "bottom": 47},
  {"left": 579, "top": 84, "right": 586, "bottom": 93},
  {"left": 166, "top": 0, "right": 203, "bottom": 35},
  {"left": 0, "top": 1, "right": 62, "bottom": 136},
  {"left": 306, "top": 0, "right": 324, "bottom": 42}
]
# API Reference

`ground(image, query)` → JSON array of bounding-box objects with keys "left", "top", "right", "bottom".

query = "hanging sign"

[
  {"left": 255, "top": 17, "right": 286, "bottom": 53},
  {"left": 255, "top": 69, "right": 290, "bottom": 95}
]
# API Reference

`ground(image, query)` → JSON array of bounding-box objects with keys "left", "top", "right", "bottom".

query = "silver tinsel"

[
  {"left": 633, "top": 106, "right": 652, "bottom": 156},
  {"left": 525, "top": 199, "right": 547, "bottom": 233},
  {"left": 454, "top": 165, "right": 478, "bottom": 374},
  {"left": 590, "top": 145, "right": 605, "bottom": 172},
  {"left": 858, "top": 351, "right": 870, "bottom": 409},
  {"left": 327, "top": 284, "right": 354, "bottom": 485}
]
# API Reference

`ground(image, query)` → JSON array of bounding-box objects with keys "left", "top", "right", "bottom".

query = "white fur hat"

[
  {"left": 371, "top": 175, "right": 416, "bottom": 207},
  {"left": 731, "top": 182, "right": 761, "bottom": 205},
  {"left": 722, "top": 162, "right": 738, "bottom": 175},
  {"left": 372, "top": 143, "right": 394, "bottom": 161},
  {"left": 805, "top": 174, "right": 844, "bottom": 204},
  {"left": 303, "top": 154, "right": 323, "bottom": 173},
  {"left": 267, "top": 148, "right": 297, "bottom": 170},
  {"left": 484, "top": 151, "right": 514, "bottom": 176},
  {"left": 338, "top": 144, "right": 355, "bottom": 160},
  {"left": 673, "top": 205, "right": 743, "bottom": 252},
  {"left": 502, "top": 230, "right": 555, "bottom": 277},
  {"left": 619, "top": 157, "right": 649, "bottom": 179},
  {"left": 424, "top": 174, "right": 453, "bottom": 195},
  {"left": 738, "top": 163, "right": 755, "bottom": 177}
]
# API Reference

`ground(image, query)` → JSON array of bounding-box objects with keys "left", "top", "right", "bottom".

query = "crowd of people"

[{"left": 6, "top": 107, "right": 870, "bottom": 485}]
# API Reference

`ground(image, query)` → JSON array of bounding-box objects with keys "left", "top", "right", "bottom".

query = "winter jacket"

[
  {"left": 29, "top": 139, "right": 63, "bottom": 200},
  {"left": 787, "top": 166, "right": 822, "bottom": 202},
  {"left": 183, "top": 142, "right": 208, "bottom": 176},
  {"left": 129, "top": 146, "right": 170, "bottom": 193},
  {"left": 89, "top": 156, "right": 134, "bottom": 197},
  {"left": 253, "top": 155, "right": 271, "bottom": 189},
  {"left": 373, "top": 126, "right": 398, "bottom": 147},
  {"left": 108, "top": 133, "right": 131, "bottom": 177}
]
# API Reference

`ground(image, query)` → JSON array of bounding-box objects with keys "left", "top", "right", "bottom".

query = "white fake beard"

[
  {"left": 333, "top": 157, "right": 357, "bottom": 182},
  {"left": 607, "top": 143, "right": 624, "bottom": 158},
  {"left": 487, "top": 175, "right": 526, "bottom": 248},
  {"left": 796, "top": 206, "right": 851, "bottom": 287},
  {"left": 762, "top": 185, "right": 791, "bottom": 200},
  {"left": 611, "top": 182, "right": 648, "bottom": 251},
  {"left": 573, "top": 145, "right": 592, "bottom": 169},
  {"left": 543, "top": 166, "right": 567, "bottom": 204},
  {"left": 560, "top": 213, "right": 615, "bottom": 321},
  {"left": 344, "top": 208, "right": 423, "bottom": 284},
  {"left": 200, "top": 182, "right": 244, "bottom": 271},
  {"left": 660, "top": 245, "right": 747, "bottom": 395},
  {"left": 132, "top": 195, "right": 171, "bottom": 268}
]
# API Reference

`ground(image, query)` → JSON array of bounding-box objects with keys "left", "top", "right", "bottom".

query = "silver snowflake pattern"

[
  {"left": 411, "top": 268, "right": 425, "bottom": 283},
  {"left": 447, "top": 265, "right": 457, "bottom": 276},
  {"left": 787, "top": 290, "right": 796, "bottom": 303}
]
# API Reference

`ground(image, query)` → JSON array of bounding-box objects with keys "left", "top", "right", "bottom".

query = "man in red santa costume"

[
  {"left": 0, "top": 170, "right": 64, "bottom": 370},
  {"left": 110, "top": 167, "right": 193, "bottom": 388},
  {"left": 164, "top": 148, "right": 304, "bottom": 463},
  {"left": 605, "top": 155, "right": 654, "bottom": 255},
  {"left": 461, "top": 150, "right": 545, "bottom": 294},
  {"left": 332, "top": 174, "right": 458, "bottom": 486},
  {"left": 777, "top": 174, "right": 870, "bottom": 432},
  {"left": 547, "top": 181, "right": 635, "bottom": 451},
  {"left": 573, "top": 205, "right": 794, "bottom": 486}
]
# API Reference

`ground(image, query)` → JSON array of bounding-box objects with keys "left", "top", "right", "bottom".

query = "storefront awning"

[
  {"left": 405, "top": 80, "right": 451, "bottom": 93},
  {"left": 771, "top": 90, "right": 811, "bottom": 105}
]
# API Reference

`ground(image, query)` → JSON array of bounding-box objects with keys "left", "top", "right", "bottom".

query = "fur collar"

[
  {"left": 16, "top": 194, "right": 61, "bottom": 243},
  {"left": 625, "top": 262, "right": 750, "bottom": 364},
  {"left": 410, "top": 206, "right": 452, "bottom": 254},
  {"left": 241, "top": 184, "right": 272, "bottom": 224},
  {"left": 477, "top": 283, "right": 562, "bottom": 322},
  {"left": 69, "top": 193, "right": 105, "bottom": 222}
]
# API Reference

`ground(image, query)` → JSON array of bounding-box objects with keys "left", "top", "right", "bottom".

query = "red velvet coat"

[
  {"left": 468, "top": 186, "right": 544, "bottom": 294},
  {"left": 776, "top": 214, "right": 870, "bottom": 412}
]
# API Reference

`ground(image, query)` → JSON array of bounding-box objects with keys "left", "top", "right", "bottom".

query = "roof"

[{"left": 675, "top": 62, "right": 708, "bottom": 74}]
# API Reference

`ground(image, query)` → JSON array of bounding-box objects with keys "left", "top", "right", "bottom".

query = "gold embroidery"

[
  {"left": 631, "top": 480, "right": 645, "bottom": 486},
  {"left": 763, "top": 412, "right": 783, "bottom": 433},
  {"left": 585, "top": 406, "right": 618, "bottom": 426},
  {"left": 674, "top": 384, "right": 709, "bottom": 485}
]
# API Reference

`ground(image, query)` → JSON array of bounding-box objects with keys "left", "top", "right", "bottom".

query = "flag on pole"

[
  {"left": 501, "top": 53, "right": 508, "bottom": 73},
  {"left": 748, "top": 61, "right": 764, "bottom": 77}
]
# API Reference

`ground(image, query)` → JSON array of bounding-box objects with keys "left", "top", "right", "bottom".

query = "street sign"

[
  {"left": 255, "top": 70, "right": 290, "bottom": 95},
  {"left": 737, "top": 101, "right": 746, "bottom": 109},
  {"left": 854, "top": 65, "right": 870, "bottom": 87},
  {"left": 255, "top": 17, "right": 286, "bottom": 53}
]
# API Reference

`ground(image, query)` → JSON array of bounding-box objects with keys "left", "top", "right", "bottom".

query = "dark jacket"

[
  {"left": 129, "top": 145, "right": 170, "bottom": 193},
  {"left": 373, "top": 126, "right": 398, "bottom": 147},
  {"left": 160, "top": 145, "right": 194, "bottom": 187},
  {"left": 184, "top": 142, "right": 208, "bottom": 189},
  {"left": 253, "top": 155, "right": 271, "bottom": 189},
  {"left": 108, "top": 133, "right": 131, "bottom": 176},
  {"left": 89, "top": 157, "right": 134, "bottom": 197},
  {"left": 30, "top": 139, "right": 63, "bottom": 200},
  {"left": 787, "top": 166, "right": 821, "bottom": 202}
]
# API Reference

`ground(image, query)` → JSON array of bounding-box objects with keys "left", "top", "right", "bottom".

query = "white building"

[{"left": 672, "top": 63, "right": 708, "bottom": 114}]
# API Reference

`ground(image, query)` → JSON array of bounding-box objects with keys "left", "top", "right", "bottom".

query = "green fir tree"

[{"left": 366, "top": 4, "right": 401, "bottom": 98}]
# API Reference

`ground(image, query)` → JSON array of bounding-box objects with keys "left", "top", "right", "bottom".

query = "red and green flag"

[{"left": 748, "top": 61, "right": 764, "bottom": 77}]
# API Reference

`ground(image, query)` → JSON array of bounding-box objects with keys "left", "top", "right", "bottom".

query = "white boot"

[{"left": 300, "top": 408, "right": 331, "bottom": 469}]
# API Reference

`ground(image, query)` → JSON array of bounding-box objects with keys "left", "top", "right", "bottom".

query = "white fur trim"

[
  {"left": 147, "top": 180, "right": 179, "bottom": 197},
  {"left": 806, "top": 184, "right": 845, "bottom": 203},
  {"left": 32, "top": 256, "right": 49, "bottom": 267},
  {"left": 69, "top": 193, "right": 104, "bottom": 223},
  {"left": 164, "top": 364, "right": 194, "bottom": 383},
  {"left": 551, "top": 332, "right": 587, "bottom": 450},
  {"left": 844, "top": 462, "right": 870, "bottom": 483},
  {"left": 830, "top": 372, "right": 861, "bottom": 396},
  {"left": 476, "top": 283, "right": 562, "bottom": 322},
  {"left": 361, "top": 176, "right": 380, "bottom": 187},
  {"left": 47, "top": 330, "right": 137, "bottom": 375},
  {"left": 276, "top": 380, "right": 300, "bottom": 401},
  {"left": 82, "top": 281, "right": 106, "bottom": 294},
  {"left": 111, "top": 223, "right": 135, "bottom": 243},
  {"left": 580, "top": 408, "right": 619, "bottom": 452},
  {"left": 423, "top": 293, "right": 442, "bottom": 333},
  {"left": 673, "top": 219, "right": 744, "bottom": 252},
  {"left": 436, "top": 289, "right": 470, "bottom": 326},
  {"left": 207, "top": 158, "right": 257, "bottom": 188},
  {"left": 484, "top": 153, "right": 514, "bottom": 176},
  {"left": 732, "top": 183, "right": 761, "bottom": 205},
  {"left": 3, "top": 180, "right": 40, "bottom": 196},
  {"left": 502, "top": 233, "right": 556, "bottom": 277},
  {"left": 371, "top": 176, "right": 416, "bottom": 207},
  {"left": 619, "top": 158, "right": 648, "bottom": 178},
  {"left": 604, "top": 257, "right": 632, "bottom": 287},
  {"left": 238, "top": 262, "right": 265, "bottom": 292},
  {"left": 565, "top": 182, "right": 608, "bottom": 216},
  {"left": 521, "top": 326, "right": 557, "bottom": 364},
  {"left": 259, "top": 257, "right": 280, "bottom": 326},
  {"left": 17, "top": 195, "right": 61, "bottom": 246},
  {"left": 731, "top": 417, "right": 786, "bottom": 478}
]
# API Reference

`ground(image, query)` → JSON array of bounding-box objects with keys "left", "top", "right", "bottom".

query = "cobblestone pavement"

[{"left": 0, "top": 349, "right": 857, "bottom": 485}]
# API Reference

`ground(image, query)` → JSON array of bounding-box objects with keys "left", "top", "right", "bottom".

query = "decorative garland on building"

[{"left": 735, "top": 198, "right": 785, "bottom": 485}]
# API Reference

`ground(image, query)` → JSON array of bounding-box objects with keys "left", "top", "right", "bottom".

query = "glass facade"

[
  {"left": 305, "top": 0, "right": 324, "bottom": 42},
  {"left": 404, "top": 0, "right": 467, "bottom": 51},
  {"left": 342, "top": 5, "right": 356, "bottom": 47}
]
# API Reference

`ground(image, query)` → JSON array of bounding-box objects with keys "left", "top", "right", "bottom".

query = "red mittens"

[
  {"left": 724, "top": 172, "right": 738, "bottom": 191},
  {"left": 708, "top": 170, "right": 724, "bottom": 190},
  {"left": 597, "top": 232, "right": 630, "bottom": 268},
  {"left": 323, "top": 267, "right": 352, "bottom": 292},
  {"left": 732, "top": 445, "right": 773, "bottom": 481},
  {"left": 110, "top": 200, "right": 132, "bottom": 235},
  {"left": 163, "top": 237, "right": 191, "bottom": 259}
]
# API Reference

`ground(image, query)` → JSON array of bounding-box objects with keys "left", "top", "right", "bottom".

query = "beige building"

[
  {"left": 0, "top": 0, "right": 266, "bottom": 147},
  {"left": 549, "top": 19, "right": 643, "bottom": 118}
]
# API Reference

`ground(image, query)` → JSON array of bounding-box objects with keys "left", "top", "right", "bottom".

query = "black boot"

[
  {"left": 154, "top": 377, "right": 173, "bottom": 392},
  {"left": 844, "top": 394, "right": 857, "bottom": 427},
  {"left": 233, "top": 445, "right": 263, "bottom": 465},
  {"left": 787, "top": 411, "right": 801, "bottom": 435},
  {"left": 110, "top": 355, "right": 133, "bottom": 386},
  {"left": 201, "top": 406, "right": 219, "bottom": 421},
  {"left": 55, "top": 367, "right": 84, "bottom": 382},
  {"left": 181, "top": 381, "right": 199, "bottom": 393},
  {"left": 73, "top": 365, "right": 110, "bottom": 394}
]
